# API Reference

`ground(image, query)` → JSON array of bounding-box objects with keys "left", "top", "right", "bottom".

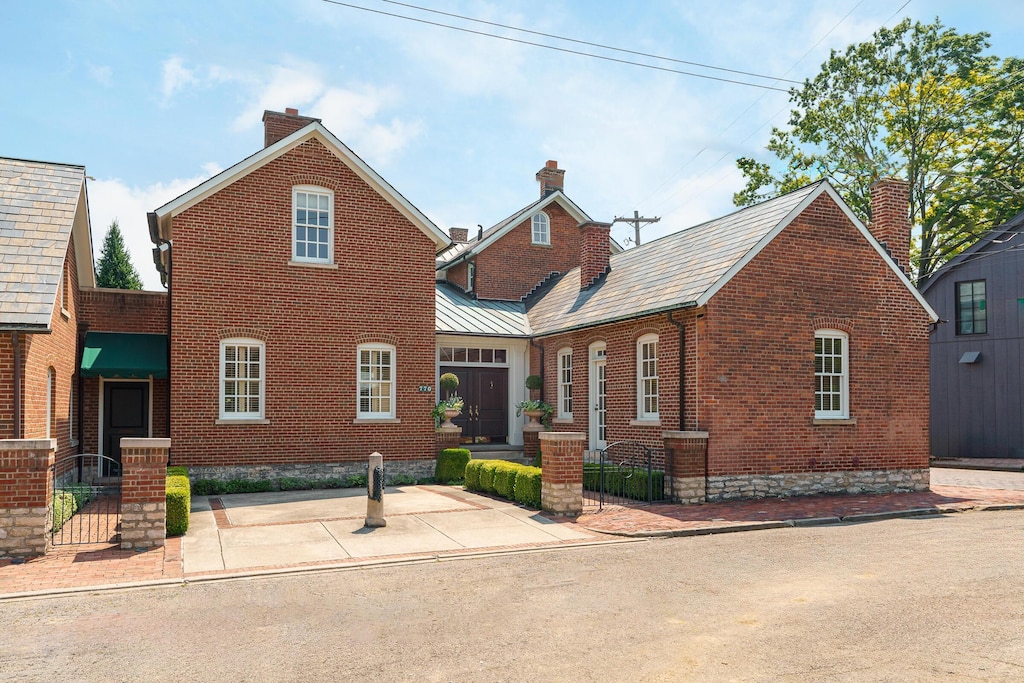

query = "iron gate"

[
  {"left": 583, "top": 441, "right": 669, "bottom": 510},
  {"left": 51, "top": 454, "right": 122, "bottom": 546}
]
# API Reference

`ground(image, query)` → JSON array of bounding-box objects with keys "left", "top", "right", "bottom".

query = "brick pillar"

[
  {"left": 435, "top": 426, "right": 462, "bottom": 457},
  {"left": 0, "top": 439, "right": 55, "bottom": 559},
  {"left": 663, "top": 431, "right": 708, "bottom": 504},
  {"left": 120, "top": 438, "right": 170, "bottom": 551},
  {"left": 540, "top": 431, "right": 584, "bottom": 516},
  {"left": 522, "top": 428, "right": 541, "bottom": 465}
]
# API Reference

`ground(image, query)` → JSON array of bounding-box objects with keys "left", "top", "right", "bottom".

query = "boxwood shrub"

[
  {"left": 582, "top": 463, "right": 665, "bottom": 501},
  {"left": 478, "top": 460, "right": 501, "bottom": 494},
  {"left": 462, "top": 460, "right": 541, "bottom": 509},
  {"left": 492, "top": 461, "right": 519, "bottom": 499},
  {"left": 166, "top": 470, "right": 191, "bottom": 536},
  {"left": 435, "top": 448, "right": 471, "bottom": 482},
  {"left": 512, "top": 466, "right": 542, "bottom": 508},
  {"left": 464, "top": 460, "right": 485, "bottom": 491}
]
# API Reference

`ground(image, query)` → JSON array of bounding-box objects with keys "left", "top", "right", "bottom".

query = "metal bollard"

[{"left": 365, "top": 451, "right": 386, "bottom": 528}]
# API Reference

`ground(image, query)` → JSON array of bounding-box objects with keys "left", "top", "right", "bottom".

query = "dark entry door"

[
  {"left": 440, "top": 366, "right": 508, "bottom": 444},
  {"left": 103, "top": 382, "right": 149, "bottom": 475}
]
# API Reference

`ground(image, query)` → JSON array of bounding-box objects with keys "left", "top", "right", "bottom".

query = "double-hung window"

[
  {"left": 358, "top": 344, "right": 395, "bottom": 419},
  {"left": 557, "top": 348, "right": 573, "bottom": 419},
  {"left": 532, "top": 212, "right": 550, "bottom": 245},
  {"left": 637, "top": 334, "right": 659, "bottom": 420},
  {"left": 293, "top": 187, "right": 333, "bottom": 263},
  {"left": 956, "top": 280, "right": 987, "bottom": 335},
  {"left": 814, "top": 330, "right": 848, "bottom": 419},
  {"left": 220, "top": 339, "right": 265, "bottom": 419}
]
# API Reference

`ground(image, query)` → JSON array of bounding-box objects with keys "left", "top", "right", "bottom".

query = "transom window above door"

[
  {"left": 438, "top": 347, "right": 508, "bottom": 364},
  {"left": 293, "top": 186, "right": 333, "bottom": 263}
]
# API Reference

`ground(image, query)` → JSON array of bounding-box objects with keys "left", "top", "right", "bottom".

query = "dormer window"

[
  {"left": 532, "top": 211, "right": 550, "bottom": 245},
  {"left": 293, "top": 186, "right": 333, "bottom": 264}
]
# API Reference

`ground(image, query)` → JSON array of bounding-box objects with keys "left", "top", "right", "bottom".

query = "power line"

[
  {"left": 320, "top": 0, "right": 792, "bottom": 92},
  {"left": 377, "top": 0, "right": 803, "bottom": 85}
]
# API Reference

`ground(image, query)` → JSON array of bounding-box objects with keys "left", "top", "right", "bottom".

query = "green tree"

[
  {"left": 95, "top": 219, "right": 144, "bottom": 290},
  {"left": 734, "top": 19, "right": 1024, "bottom": 284}
]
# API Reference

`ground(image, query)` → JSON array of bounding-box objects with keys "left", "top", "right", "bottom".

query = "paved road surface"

[
  {"left": 3, "top": 510, "right": 1024, "bottom": 682},
  {"left": 932, "top": 467, "right": 1024, "bottom": 491}
]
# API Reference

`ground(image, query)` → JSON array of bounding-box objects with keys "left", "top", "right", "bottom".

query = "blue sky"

[{"left": 4, "top": 0, "right": 1021, "bottom": 290}]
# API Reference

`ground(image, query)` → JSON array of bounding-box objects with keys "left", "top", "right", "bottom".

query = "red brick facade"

[
  {"left": 167, "top": 136, "right": 438, "bottom": 468},
  {"left": 79, "top": 288, "right": 167, "bottom": 334},
  {"left": 472, "top": 202, "right": 586, "bottom": 301}
]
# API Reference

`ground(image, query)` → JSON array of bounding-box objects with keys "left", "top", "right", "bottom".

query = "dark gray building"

[{"left": 921, "top": 209, "right": 1024, "bottom": 458}]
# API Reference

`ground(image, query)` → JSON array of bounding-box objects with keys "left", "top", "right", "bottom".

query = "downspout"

[
  {"left": 75, "top": 324, "right": 87, "bottom": 451},
  {"left": 151, "top": 211, "right": 172, "bottom": 464},
  {"left": 12, "top": 331, "right": 21, "bottom": 439},
  {"left": 666, "top": 311, "right": 686, "bottom": 431}
]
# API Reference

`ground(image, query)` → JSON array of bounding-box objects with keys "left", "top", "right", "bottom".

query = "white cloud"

[
  {"left": 229, "top": 63, "right": 325, "bottom": 131},
  {"left": 161, "top": 56, "right": 198, "bottom": 100},
  {"left": 87, "top": 166, "right": 222, "bottom": 290},
  {"left": 311, "top": 85, "right": 422, "bottom": 164},
  {"left": 87, "top": 64, "right": 113, "bottom": 87}
]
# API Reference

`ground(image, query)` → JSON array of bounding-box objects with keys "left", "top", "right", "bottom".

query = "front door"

[
  {"left": 589, "top": 344, "right": 607, "bottom": 450},
  {"left": 440, "top": 366, "right": 508, "bottom": 444},
  {"left": 103, "top": 382, "right": 150, "bottom": 476}
]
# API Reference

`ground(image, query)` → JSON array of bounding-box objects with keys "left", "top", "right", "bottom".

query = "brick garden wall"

[
  {"left": 168, "top": 137, "right": 438, "bottom": 469},
  {"left": 79, "top": 288, "right": 168, "bottom": 333}
]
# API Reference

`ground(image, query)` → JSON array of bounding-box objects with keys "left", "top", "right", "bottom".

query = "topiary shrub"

[
  {"left": 492, "top": 461, "right": 519, "bottom": 499},
  {"left": 478, "top": 460, "right": 501, "bottom": 494},
  {"left": 512, "top": 466, "right": 542, "bottom": 508},
  {"left": 435, "top": 448, "right": 471, "bottom": 482},
  {"left": 165, "top": 473, "right": 191, "bottom": 536},
  {"left": 464, "top": 460, "right": 485, "bottom": 491}
]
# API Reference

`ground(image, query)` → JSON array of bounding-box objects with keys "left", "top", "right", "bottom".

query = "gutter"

[
  {"left": 666, "top": 311, "right": 686, "bottom": 432},
  {"left": 530, "top": 301, "right": 699, "bottom": 340},
  {"left": 12, "top": 331, "right": 21, "bottom": 438}
]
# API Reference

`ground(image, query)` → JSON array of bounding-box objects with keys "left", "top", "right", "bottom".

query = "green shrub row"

[
  {"left": 435, "top": 448, "right": 471, "bottom": 482},
  {"left": 166, "top": 470, "right": 191, "bottom": 536},
  {"left": 464, "top": 460, "right": 542, "bottom": 509},
  {"left": 190, "top": 473, "right": 432, "bottom": 497},
  {"left": 51, "top": 483, "right": 96, "bottom": 533},
  {"left": 582, "top": 463, "right": 665, "bottom": 502}
]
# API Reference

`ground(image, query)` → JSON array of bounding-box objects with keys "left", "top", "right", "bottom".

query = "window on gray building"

[{"left": 956, "top": 280, "right": 987, "bottom": 335}]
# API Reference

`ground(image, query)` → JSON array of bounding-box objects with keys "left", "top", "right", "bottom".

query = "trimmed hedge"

[
  {"left": 464, "top": 459, "right": 541, "bottom": 509},
  {"left": 435, "top": 448, "right": 471, "bottom": 482},
  {"left": 582, "top": 463, "right": 665, "bottom": 502},
  {"left": 52, "top": 484, "right": 95, "bottom": 533},
  {"left": 166, "top": 469, "right": 191, "bottom": 536}
]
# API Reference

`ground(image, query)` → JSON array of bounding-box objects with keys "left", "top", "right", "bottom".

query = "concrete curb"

[{"left": 840, "top": 508, "right": 941, "bottom": 523}]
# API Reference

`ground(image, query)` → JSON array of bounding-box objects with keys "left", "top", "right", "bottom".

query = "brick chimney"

[
  {"left": 262, "top": 108, "right": 321, "bottom": 148},
  {"left": 536, "top": 160, "right": 565, "bottom": 197},
  {"left": 449, "top": 227, "right": 469, "bottom": 243},
  {"left": 869, "top": 178, "right": 911, "bottom": 273},
  {"left": 579, "top": 221, "right": 612, "bottom": 290}
]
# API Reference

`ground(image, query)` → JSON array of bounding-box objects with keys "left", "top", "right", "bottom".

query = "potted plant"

[
  {"left": 515, "top": 398, "right": 553, "bottom": 427},
  {"left": 436, "top": 372, "right": 463, "bottom": 428}
]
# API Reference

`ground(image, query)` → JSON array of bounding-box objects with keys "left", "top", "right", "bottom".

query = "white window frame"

[
  {"left": 467, "top": 261, "right": 475, "bottom": 292},
  {"left": 292, "top": 186, "right": 334, "bottom": 264},
  {"left": 815, "top": 330, "right": 849, "bottom": 419},
  {"left": 358, "top": 343, "right": 396, "bottom": 419},
  {"left": 532, "top": 211, "right": 550, "bottom": 245},
  {"left": 220, "top": 338, "right": 265, "bottom": 420},
  {"left": 637, "top": 334, "right": 659, "bottom": 420},
  {"left": 557, "top": 347, "right": 573, "bottom": 419}
]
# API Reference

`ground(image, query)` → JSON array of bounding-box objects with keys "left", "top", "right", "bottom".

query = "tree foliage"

[
  {"left": 96, "top": 219, "right": 144, "bottom": 290},
  {"left": 735, "top": 19, "right": 1024, "bottom": 284}
]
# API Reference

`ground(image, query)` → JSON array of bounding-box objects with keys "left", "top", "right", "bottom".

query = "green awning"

[{"left": 80, "top": 332, "right": 168, "bottom": 379}]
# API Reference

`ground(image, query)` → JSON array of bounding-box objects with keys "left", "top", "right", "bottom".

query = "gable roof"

[
  {"left": 151, "top": 122, "right": 451, "bottom": 251},
  {"left": 436, "top": 190, "right": 607, "bottom": 270},
  {"left": 918, "top": 207, "right": 1024, "bottom": 296},
  {"left": 527, "top": 180, "right": 938, "bottom": 336},
  {"left": 1, "top": 157, "right": 95, "bottom": 331},
  {"left": 436, "top": 283, "right": 531, "bottom": 337}
]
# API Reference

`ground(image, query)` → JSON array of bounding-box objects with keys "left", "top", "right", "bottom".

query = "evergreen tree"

[{"left": 95, "top": 219, "right": 144, "bottom": 290}]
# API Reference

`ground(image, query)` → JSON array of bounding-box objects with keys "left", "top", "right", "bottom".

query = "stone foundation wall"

[
  {"left": 707, "top": 468, "right": 930, "bottom": 501},
  {"left": 186, "top": 459, "right": 437, "bottom": 484},
  {"left": 668, "top": 476, "right": 706, "bottom": 504},
  {"left": 0, "top": 439, "right": 55, "bottom": 559}
]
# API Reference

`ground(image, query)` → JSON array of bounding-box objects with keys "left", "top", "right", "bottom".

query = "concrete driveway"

[{"left": 184, "top": 485, "right": 601, "bottom": 574}]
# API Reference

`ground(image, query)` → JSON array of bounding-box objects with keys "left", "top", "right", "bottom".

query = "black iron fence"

[
  {"left": 51, "top": 454, "right": 122, "bottom": 546},
  {"left": 583, "top": 441, "right": 668, "bottom": 510}
]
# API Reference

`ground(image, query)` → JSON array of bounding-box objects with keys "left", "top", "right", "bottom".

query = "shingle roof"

[
  {"left": 527, "top": 182, "right": 826, "bottom": 336},
  {"left": 0, "top": 157, "right": 85, "bottom": 330},
  {"left": 436, "top": 284, "right": 531, "bottom": 337}
]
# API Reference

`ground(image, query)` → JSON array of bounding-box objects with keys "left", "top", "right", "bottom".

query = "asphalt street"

[{"left": 3, "top": 509, "right": 1023, "bottom": 682}]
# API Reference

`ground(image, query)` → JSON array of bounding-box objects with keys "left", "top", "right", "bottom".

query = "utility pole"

[{"left": 612, "top": 210, "right": 660, "bottom": 247}]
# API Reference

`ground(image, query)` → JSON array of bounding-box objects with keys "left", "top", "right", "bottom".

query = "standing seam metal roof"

[
  {"left": 0, "top": 157, "right": 85, "bottom": 329},
  {"left": 435, "top": 284, "right": 531, "bottom": 336}
]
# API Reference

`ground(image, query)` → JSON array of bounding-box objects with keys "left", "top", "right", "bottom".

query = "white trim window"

[
  {"left": 467, "top": 261, "right": 475, "bottom": 292},
  {"left": 293, "top": 186, "right": 333, "bottom": 263},
  {"left": 532, "top": 211, "right": 550, "bottom": 245},
  {"left": 557, "top": 348, "right": 573, "bottom": 419},
  {"left": 814, "top": 330, "right": 848, "bottom": 418},
  {"left": 637, "top": 334, "right": 659, "bottom": 419},
  {"left": 220, "top": 339, "right": 265, "bottom": 419},
  {"left": 358, "top": 344, "right": 395, "bottom": 418}
]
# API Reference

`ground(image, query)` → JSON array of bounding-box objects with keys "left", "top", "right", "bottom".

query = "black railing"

[
  {"left": 583, "top": 441, "right": 668, "bottom": 510},
  {"left": 51, "top": 454, "right": 122, "bottom": 546}
]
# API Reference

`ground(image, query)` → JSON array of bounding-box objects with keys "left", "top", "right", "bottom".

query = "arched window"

[
  {"left": 814, "top": 330, "right": 848, "bottom": 418},
  {"left": 532, "top": 212, "right": 550, "bottom": 245},
  {"left": 637, "top": 334, "right": 659, "bottom": 420}
]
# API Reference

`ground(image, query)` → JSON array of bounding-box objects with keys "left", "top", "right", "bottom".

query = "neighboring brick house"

[
  {"left": 526, "top": 179, "right": 938, "bottom": 499},
  {"left": 148, "top": 110, "right": 451, "bottom": 479},
  {"left": 920, "top": 208, "right": 1024, "bottom": 459}
]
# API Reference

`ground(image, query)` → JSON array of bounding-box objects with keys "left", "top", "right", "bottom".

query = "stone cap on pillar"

[
  {"left": 120, "top": 438, "right": 171, "bottom": 449},
  {"left": 0, "top": 439, "right": 57, "bottom": 451},
  {"left": 539, "top": 431, "right": 586, "bottom": 441},
  {"left": 662, "top": 431, "right": 709, "bottom": 439}
]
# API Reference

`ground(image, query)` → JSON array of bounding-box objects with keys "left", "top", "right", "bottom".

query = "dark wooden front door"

[
  {"left": 103, "top": 382, "right": 150, "bottom": 475},
  {"left": 440, "top": 366, "right": 508, "bottom": 444}
]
